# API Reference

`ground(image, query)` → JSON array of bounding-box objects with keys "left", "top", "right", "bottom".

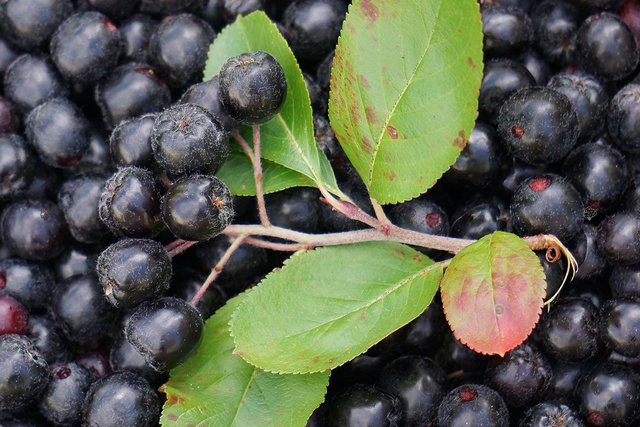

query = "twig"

[
  {"left": 191, "top": 234, "right": 248, "bottom": 305},
  {"left": 231, "top": 130, "right": 255, "bottom": 162},
  {"left": 164, "top": 239, "right": 187, "bottom": 252},
  {"left": 370, "top": 197, "right": 392, "bottom": 235},
  {"left": 252, "top": 125, "right": 270, "bottom": 227},
  {"left": 318, "top": 185, "right": 382, "bottom": 231},
  {"left": 168, "top": 240, "right": 198, "bottom": 257}
]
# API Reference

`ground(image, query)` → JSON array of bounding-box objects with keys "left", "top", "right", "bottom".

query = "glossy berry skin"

[
  {"left": 610, "top": 264, "right": 640, "bottom": 299},
  {"left": 3, "top": 54, "right": 69, "bottom": 116},
  {"left": 596, "top": 211, "right": 640, "bottom": 266},
  {"left": 510, "top": 174, "right": 584, "bottom": 241},
  {"left": 110, "top": 113, "right": 156, "bottom": 168},
  {"left": 169, "top": 272, "right": 226, "bottom": 319},
  {"left": 125, "top": 297, "right": 203, "bottom": 371},
  {"left": 95, "top": 62, "right": 171, "bottom": 130},
  {"left": 51, "top": 274, "right": 117, "bottom": 344},
  {"left": 577, "top": 363, "right": 640, "bottom": 427},
  {"left": 481, "top": 5, "right": 534, "bottom": 57},
  {"left": 608, "top": 83, "right": 640, "bottom": 154},
  {"left": 38, "top": 362, "right": 92, "bottom": 425},
  {"left": 0, "top": 258, "right": 54, "bottom": 312},
  {"left": 148, "top": 14, "right": 214, "bottom": 89},
  {"left": 82, "top": 371, "right": 160, "bottom": 427},
  {"left": 162, "top": 174, "right": 234, "bottom": 241},
  {"left": 219, "top": 51, "right": 287, "bottom": 125},
  {"left": 265, "top": 187, "right": 320, "bottom": 233},
  {"left": 0, "top": 200, "right": 69, "bottom": 261},
  {"left": 478, "top": 59, "right": 536, "bottom": 121},
  {"left": 532, "top": 1, "right": 581, "bottom": 67},
  {"left": 599, "top": 298, "right": 640, "bottom": 357},
  {"left": 445, "top": 122, "right": 502, "bottom": 189},
  {"left": 451, "top": 196, "right": 508, "bottom": 240},
  {"left": 26, "top": 97, "right": 90, "bottom": 168},
  {"left": 389, "top": 198, "right": 450, "bottom": 237},
  {"left": 26, "top": 315, "right": 72, "bottom": 365},
  {"left": 0, "top": 295, "right": 28, "bottom": 336},
  {"left": 498, "top": 87, "right": 579, "bottom": 165},
  {"left": 571, "top": 226, "right": 606, "bottom": 279},
  {"left": 0, "top": 0, "right": 73, "bottom": 50},
  {"left": 99, "top": 166, "right": 164, "bottom": 238},
  {"left": 151, "top": 104, "right": 229, "bottom": 178},
  {"left": 85, "top": 0, "right": 141, "bottom": 21},
  {"left": 110, "top": 334, "right": 167, "bottom": 385},
  {"left": 282, "top": 0, "right": 347, "bottom": 67},
  {"left": 0, "top": 134, "right": 36, "bottom": 200},
  {"left": 537, "top": 297, "right": 600, "bottom": 362},
  {"left": 547, "top": 73, "right": 608, "bottom": 142},
  {"left": 519, "top": 401, "right": 585, "bottom": 427},
  {"left": 577, "top": 12, "right": 639, "bottom": 81},
  {"left": 325, "top": 384, "right": 402, "bottom": 427},
  {"left": 377, "top": 356, "right": 446, "bottom": 426},
  {"left": 55, "top": 246, "right": 98, "bottom": 282},
  {"left": 97, "top": 238, "right": 172, "bottom": 308},
  {"left": 437, "top": 384, "right": 510, "bottom": 427},
  {"left": 178, "top": 76, "right": 240, "bottom": 131},
  {"left": 119, "top": 14, "right": 157, "bottom": 63},
  {"left": 563, "top": 143, "right": 629, "bottom": 216},
  {"left": 403, "top": 301, "right": 448, "bottom": 356},
  {"left": 50, "top": 12, "right": 121, "bottom": 84},
  {"left": 0, "top": 334, "right": 49, "bottom": 411},
  {"left": 486, "top": 343, "right": 553, "bottom": 408},
  {"left": 58, "top": 174, "right": 109, "bottom": 244},
  {"left": 194, "top": 234, "right": 268, "bottom": 285}
]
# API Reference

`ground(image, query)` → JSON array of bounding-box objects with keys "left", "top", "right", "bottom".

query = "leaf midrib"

[{"left": 367, "top": 0, "right": 444, "bottom": 186}]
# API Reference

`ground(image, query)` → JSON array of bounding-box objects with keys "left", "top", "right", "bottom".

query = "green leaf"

[
  {"left": 161, "top": 294, "right": 330, "bottom": 427},
  {"left": 204, "top": 11, "right": 342, "bottom": 197},
  {"left": 440, "top": 231, "right": 547, "bottom": 356},
  {"left": 230, "top": 242, "right": 443, "bottom": 374},
  {"left": 329, "top": 0, "right": 483, "bottom": 204},
  {"left": 217, "top": 148, "right": 315, "bottom": 196}
]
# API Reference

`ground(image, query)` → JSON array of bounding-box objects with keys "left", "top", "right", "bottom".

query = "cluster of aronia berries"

[{"left": 0, "top": 0, "right": 297, "bottom": 423}]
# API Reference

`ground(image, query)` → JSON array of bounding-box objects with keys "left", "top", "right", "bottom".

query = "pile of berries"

[{"left": 0, "top": 0, "right": 640, "bottom": 426}]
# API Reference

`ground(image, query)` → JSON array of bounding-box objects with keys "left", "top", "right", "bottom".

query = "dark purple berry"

[
  {"left": 0, "top": 334, "right": 49, "bottom": 411},
  {"left": 608, "top": 83, "right": 640, "bottom": 154},
  {"left": 0, "top": 258, "right": 54, "bottom": 311},
  {"left": 38, "top": 362, "right": 92, "bottom": 425},
  {"left": 324, "top": 384, "right": 403, "bottom": 427},
  {"left": 58, "top": 174, "right": 109, "bottom": 244},
  {"left": 0, "top": 134, "right": 36, "bottom": 200},
  {"left": 481, "top": 5, "right": 534, "bottom": 57},
  {"left": 596, "top": 211, "right": 640, "bottom": 266},
  {"left": 178, "top": 76, "right": 240, "bottom": 132},
  {"left": 437, "top": 384, "right": 510, "bottom": 427},
  {"left": 599, "top": 298, "right": 640, "bottom": 357},
  {"left": 109, "top": 113, "right": 157, "bottom": 168},
  {"left": 0, "top": 0, "right": 73, "bottom": 50},
  {"left": 119, "top": 14, "right": 157, "bottom": 63},
  {"left": 219, "top": 51, "right": 287, "bottom": 125}
]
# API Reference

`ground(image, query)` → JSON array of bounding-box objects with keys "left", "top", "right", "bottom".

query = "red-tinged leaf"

[{"left": 440, "top": 232, "right": 547, "bottom": 356}]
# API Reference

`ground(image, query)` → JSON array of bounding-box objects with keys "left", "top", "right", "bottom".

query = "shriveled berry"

[{"left": 219, "top": 51, "right": 287, "bottom": 125}]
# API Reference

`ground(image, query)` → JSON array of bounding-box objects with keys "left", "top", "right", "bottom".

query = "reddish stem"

[{"left": 168, "top": 240, "right": 197, "bottom": 257}]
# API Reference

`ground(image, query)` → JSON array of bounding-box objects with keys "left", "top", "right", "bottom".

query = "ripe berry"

[
  {"left": 151, "top": 103, "right": 229, "bottom": 178},
  {"left": 497, "top": 87, "right": 580, "bottom": 165},
  {"left": 109, "top": 113, "right": 156, "bottom": 168},
  {"left": 532, "top": 1, "right": 581, "bottom": 67},
  {"left": 0, "top": 257, "right": 54, "bottom": 312},
  {"left": 265, "top": 187, "right": 320, "bottom": 233},
  {"left": 38, "top": 362, "right": 92, "bottom": 425},
  {"left": 596, "top": 211, "right": 640, "bottom": 266},
  {"left": 125, "top": 297, "right": 203, "bottom": 371},
  {"left": 0, "top": 334, "right": 49, "bottom": 411},
  {"left": 119, "top": 14, "right": 157, "bottom": 63},
  {"left": 178, "top": 76, "right": 240, "bottom": 132},
  {"left": 148, "top": 14, "right": 215, "bottom": 89},
  {"left": 478, "top": 59, "right": 536, "bottom": 122},
  {"left": 110, "top": 333, "right": 167, "bottom": 385},
  {"left": 324, "top": 384, "right": 403, "bottom": 427},
  {"left": 610, "top": 264, "right": 640, "bottom": 299},
  {"left": 3, "top": 54, "right": 69, "bottom": 116},
  {"left": 0, "top": 199, "right": 69, "bottom": 261},
  {"left": 481, "top": 5, "right": 534, "bottom": 57},
  {"left": 82, "top": 371, "right": 161, "bottom": 427},
  {"left": 99, "top": 166, "right": 165, "bottom": 238},
  {"left": 608, "top": 83, "right": 640, "bottom": 154},
  {"left": 162, "top": 174, "right": 234, "bottom": 241},
  {"left": 510, "top": 174, "right": 584, "bottom": 241},
  {"left": 26, "top": 314, "right": 72, "bottom": 365},
  {"left": 50, "top": 11, "right": 121, "bottom": 84},
  {"left": 219, "top": 51, "right": 287, "bottom": 125},
  {"left": 519, "top": 401, "right": 584, "bottom": 427},
  {"left": 97, "top": 238, "right": 172, "bottom": 308},
  {"left": 0, "top": 134, "right": 36, "bottom": 200},
  {"left": 0, "top": 0, "right": 73, "bottom": 50},
  {"left": 577, "top": 12, "right": 639, "bottom": 81},
  {"left": 58, "top": 174, "right": 109, "bottom": 243},
  {"left": 437, "top": 384, "right": 510, "bottom": 427},
  {"left": 599, "top": 298, "right": 640, "bottom": 357}
]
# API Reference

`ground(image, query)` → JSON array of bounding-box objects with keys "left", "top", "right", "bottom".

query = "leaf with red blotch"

[{"left": 440, "top": 231, "right": 547, "bottom": 356}]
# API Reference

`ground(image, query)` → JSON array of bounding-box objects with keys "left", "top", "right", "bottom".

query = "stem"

[
  {"left": 252, "top": 125, "right": 270, "bottom": 227},
  {"left": 191, "top": 234, "right": 248, "bottom": 305},
  {"left": 370, "top": 197, "right": 392, "bottom": 235},
  {"left": 164, "top": 239, "right": 187, "bottom": 252},
  {"left": 318, "top": 185, "right": 382, "bottom": 231},
  {"left": 231, "top": 130, "right": 255, "bottom": 162},
  {"left": 168, "top": 240, "right": 198, "bottom": 257}
]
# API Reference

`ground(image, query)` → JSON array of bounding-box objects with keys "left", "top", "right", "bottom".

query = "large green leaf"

[
  {"left": 230, "top": 242, "right": 443, "bottom": 374},
  {"left": 161, "top": 294, "right": 329, "bottom": 427},
  {"left": 204, "top": 12, "right": 341, "bottom": 196},
  {"left": 440, "top": 232, "right": 547, "bottom": 356},
  {"left": 217, "top": 149, "right": 315, "bottom": 196},
  {"left": 329, "top": 0, "right": 483, "bottom": 204}
]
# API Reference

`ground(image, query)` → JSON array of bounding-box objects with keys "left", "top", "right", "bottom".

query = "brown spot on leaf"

[
  {"left": 387, "top": 125, "right": 398, "bottom": 139},
  {"left": 360, "top": 0, "right": 379, "bottom": 21},
  {"left": 166, "top": 414, "right": 178, "bottom": 421},
  {"left": 365, "top": 106, "right": 378, "bottom": 124},
  {"left": 360, "top": 74, "right": 371, "bottom": 89},
  {"left": 359, "top": 313, "right": 366, "bottom": 320},
  {"left": 467, "top": 56, "right": 477, "bottom": 71},
  {"left": 383, "top": 170, "right": 396, "bottom": 181},
  {"left": 312, "top": 356, "right": 321, "bottom": 364},
  {"left": 382, "top": 66, "right": 388, "bottom": 73},
  {"left": 413, "top": 254, "right": 422, "bottom": 263},
  {"left": 362, "top": 136, "right": 373, "bottom": 154},
  {"left": 453, "top": 129, "right": 467, "bottom": 148},
  {"left": 418, "top": 176, "right": 424, "bottom": 184},
  {"left": 328, "top": 358, "right": 337, "bottom": 365}
]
